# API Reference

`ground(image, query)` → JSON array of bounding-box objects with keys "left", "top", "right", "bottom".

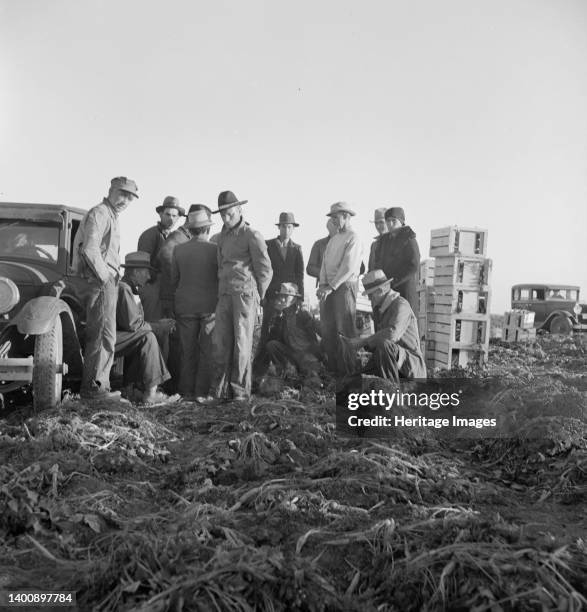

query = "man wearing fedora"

[
  {"left": 72, "top": 176, "right": 139, "bottom": 400},
  {"left": 342, "top": 270, "right": 426, "bottom": 383},
  {"left": 257, "top": 212, "right": 305, "bottom": 358},
  {"left": 137, "top": 196, "right": 185, "bottom": 322},
  {"left": 201, "top": 190, "right": 272, "bottom": 403},
  {"left": 317, "top": 202, "right": 363, "bottom": 375},
  {"left": 254, "top": 282, "right": 323, "bottom": 379},
  {"left": 170, "top": 208, "right": 218, "bottom": 399},
  {"left": 115, "top": 251, "right": 177, "bottom": 404},
  {"left": 371, "top": 207, "right": 421, "bottom": 320},
  {"left": 368, "top": 207, "right": 388, "bottom": 270}
]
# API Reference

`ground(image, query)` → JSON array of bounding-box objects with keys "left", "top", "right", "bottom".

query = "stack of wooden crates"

[
  {"left": 501, "top": 310, "right": 536, "bottom": 343},
  {"left": 419, "top": 226, "right": 492, "bottom": 371}
]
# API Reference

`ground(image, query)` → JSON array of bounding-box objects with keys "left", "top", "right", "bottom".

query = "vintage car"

[
  {"left": 0, "top": 202, "right": 90, "bottom": 410},
  {"left": 511, "top": 283, "right": 587, "bottom": 334}
]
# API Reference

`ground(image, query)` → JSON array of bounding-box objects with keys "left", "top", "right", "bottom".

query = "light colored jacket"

[
  {"left": 216, "top": 218, "right": 272, "bottom": 298},
  {"left": 319, "top": 227, "right": 362, "bottom": 290},
  {"left": 72, "top": 199, "right": 120, "bottom": 284}
]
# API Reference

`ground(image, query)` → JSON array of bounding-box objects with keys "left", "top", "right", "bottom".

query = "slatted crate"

[
  {"left": 427, "top": 312, "right": 490, "bottom": 346},
  {"left": 428, "top": 344, "right": 489, "bottom": 370},
  {"left": 503, "top": 309, "right": 535, "bottom": 329},
  {"left": 433, "top": 255, "right": 492, "bottom": 289},
  {"left": 418, "top": 259, "right": 435, "bottom": 287},
  {"left": 418, "top": 286, "right": 435, "bottom": 315},
  {"left": 431, "top": 288, "right": 490, "bottom": 316},
  {"left": 501, "top": 327, "right": 537, "bottom": 343},
  {"left": 429, "top": 226, "right": 488, "bottom": 258}
]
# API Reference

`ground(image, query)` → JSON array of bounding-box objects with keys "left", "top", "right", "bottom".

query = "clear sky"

[{"left": 1, "top": 0, "right": 586, "bottom": 312}]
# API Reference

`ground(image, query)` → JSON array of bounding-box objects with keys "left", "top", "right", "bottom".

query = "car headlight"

[{"left": 0, "top": 277, "right": 20, "bottom": 314}]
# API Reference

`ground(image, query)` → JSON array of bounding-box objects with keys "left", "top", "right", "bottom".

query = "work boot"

[{"left": 80, "top": 387, "right": 121, "bottom": 401}]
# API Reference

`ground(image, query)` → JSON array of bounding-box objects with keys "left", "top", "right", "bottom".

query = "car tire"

[
  {"left": 549, "top": 314, "right": 572, "bottom": 335},
  {"left": 33, "top": 316, "right": 63, "bottom": 411}
]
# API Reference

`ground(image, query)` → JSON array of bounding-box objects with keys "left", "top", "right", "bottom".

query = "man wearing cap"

[
  {"left": 115, "top": 252, "right": 177, "bottom": 404},
  {"left": 258, "top": 212, "right": 305, "bottom": 357},
  {"left": 368, "top": 207, "right": 388, "bottom": 271},
  {"left": 317, "top": 202, "right": 363, "bottom": 375},
  {"left": 343, "top": 270, "right": 426, "bottom": 382},
  {"left": 306, "top": 217, "right": 338, "bottom": 286},
  {"left": 136, "top": 196, "right": 185, "bottom": 321},
  {"left": 201, "top": 191, "right": 272, "bottom": 403},
  {"left": 372, "top": 207, "right": 421, "bottom": 319},
  {"left": 254, "top": 283, "right": 323, "bottom": 380},
  {"left": 170, "top": 208, "right": 218, "bottom": 399},
  {"left": 72, "top": 176, "right": 139, "bottom": 400}
]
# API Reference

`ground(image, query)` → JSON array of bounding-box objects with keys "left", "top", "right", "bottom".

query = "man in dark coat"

[
  {"left": 306, "top": 217, "right": 338, "bottom": 286},
  {"left": 371, "top": 206, "right": 420, "bottom": 318},
  {"left": 258, "top": 212, "right": 305, "bottom": 355},
  {"left": 170, "top": 208, "right": 218, "bottom": 399},
  {"left": 254, "top": 283, "right": 323, "bottom": 379},
  {"left": 72, "top": 176, "right": 139, "bottom": 400},
  {"left": 115, "top": 251, "right": 177, "bottom": 404},
  {"left": 137, "top": 196, "right": 185, "bottom": 322},
  {"left": 367, "top": 207, "right": 388, "bottom": 270},
  {"left": 343, "top": 270, "right": 426, "bottom": 383}
]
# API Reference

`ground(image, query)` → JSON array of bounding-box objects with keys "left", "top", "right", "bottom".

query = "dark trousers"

[
  {"left": 367, "top": 341, "right": 400, "bottom": 384},
  {"left": 257, "top": 301, "right": 276, "bottom": 358},
  {"left": 264, "top": 340, "right": 320, "bottom": 376},
  {"left": 320, "top": 281, "right": 358, "bottom": 375},
  {"left": 211, "top": 292, "right": 257, "bottom": 399},
  {"left": 80, "top": 276, "right": 118, "bottom": 392},
  {"left": 177, "top": 313, "right": 215, "bottom": 397},
  {"left": 115, "top": 330, "right": 170, "bottom": 390}
]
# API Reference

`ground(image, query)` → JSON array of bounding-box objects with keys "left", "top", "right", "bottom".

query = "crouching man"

[
  {"left": 115, "top": 251, "right": 178, "bottom": 404},
  {"left": 342, "top": 270, "right": 426, "bottom": 383},
  {"left": 254, "top": 283, "right": 323, "bottom": 381}
]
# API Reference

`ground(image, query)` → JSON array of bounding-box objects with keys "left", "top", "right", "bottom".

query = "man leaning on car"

[{"left": 72, "top": 176, "right": 139, "bottom": 400}]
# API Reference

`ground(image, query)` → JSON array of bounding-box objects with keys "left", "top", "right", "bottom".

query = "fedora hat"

[
  {"left": 275, "top": 212, "right": 299, "bottom": 227},
  {"left": 121, "top": 251, "right": 156, "bottom": 271},
  {"left": 370, "top": 207, "right": 387, "bottom": 223},
  {"left": 362, "top": 269, "right": 394, "bottom": 295},
  {"left": 156, "top": 195, "right": 185, "bottom": 216},
  {"left": 384, "top": 207, "right": 405, "bottom": 223},
  {"left": 276, "top": 282, "right": 301, "bottom": 298},
  {"left": 110, "top": 176, "right": 139, "bottom": 198},
  {"left": 326, "top": 202, "right": 356, "bottom": 217},
  {"left": 187, "top": 208, "right": 213, "bottom": 229},
  {"left": 213, "top": 190, "right": 248, "bottom": 214}
]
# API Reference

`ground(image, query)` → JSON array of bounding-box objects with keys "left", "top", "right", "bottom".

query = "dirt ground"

[{"left": 0, "top": 334, "right": 585, "bottom": 611}]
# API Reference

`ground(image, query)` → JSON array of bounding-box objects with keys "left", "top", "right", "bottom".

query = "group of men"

[{"left": 72, "top": 176, "right": 426, "bottom": 406}]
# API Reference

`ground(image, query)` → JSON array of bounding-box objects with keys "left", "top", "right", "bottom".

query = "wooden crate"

[
  {"left": 425, "top": 338, "right": 488, "bottom": 370},
  {"left": 418, "top": 259, "right": 435, "bottom": 287},
  {"left": 431, "top": 288, "right": 491, "bottom": 316},
  {"left": 429, "top": 226, "right": 488, "bottom": 258},
  {"left": 501, "top": 327, "right": 537, "bottom": 343},
  {"left": 503, "top": 309, "right": 535, "bottom": 329},
  {"left": 427, "top": 312, "right": 490, "bottom": 346},
  {"left": 418, "top": 286, "right": 435, "bottom": 314},
  {"left": 433, "top": 255, "right": 492, "bottom": 289}
]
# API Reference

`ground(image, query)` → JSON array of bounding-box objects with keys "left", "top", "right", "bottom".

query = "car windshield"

[{"left": 0, "top": 221, "right": 60, "bottom": 262}]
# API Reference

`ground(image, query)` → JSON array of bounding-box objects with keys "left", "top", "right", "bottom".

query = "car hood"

[{"left": 0, "top": 261, "right": 60, "bottom": 286}]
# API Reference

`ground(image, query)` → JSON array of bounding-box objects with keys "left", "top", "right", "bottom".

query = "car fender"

[
  {"left": 541, "top": 310, "right": 575, "bottom": 330},
  {"left": 11, "top": 296, "right": 76, "bottom": 336}
]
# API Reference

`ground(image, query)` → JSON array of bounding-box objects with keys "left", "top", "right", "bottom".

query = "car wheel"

[
  {"left": 549, "top": 314, "right": 572, "bottom": 335},
  {"left": 33, "top": 316, "right": 63, "bottom": 411}
]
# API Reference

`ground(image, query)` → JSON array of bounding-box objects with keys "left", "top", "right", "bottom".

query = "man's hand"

[
  {"left": 339, "top": 333, "right": 363, "bottom": 349},
  {"left": 159, "top": 318, "right": 176, "bottom": 334},
  {"left": 316, "top": 286, "right": 333, "bottom": 301}
]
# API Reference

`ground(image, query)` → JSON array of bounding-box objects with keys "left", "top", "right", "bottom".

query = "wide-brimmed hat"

[
  {"left": 370, "top": 207, "right": 387, "bottom": 223},
  {"left": 326, "top": 202, "right": 356, "bottom": 217},
  {"left": 275, "top": 212, "right": 299, "bottom": 227},
  {"left": 110, "top": 176, "right": 139, "bottom": 198},
  {"left": 362, "top": 269, "right": 394, "bottom": 295},
  {"left": 121, "top": 251, "right": 156, "bottom": 271},
  {"left": 275, "top": 282, "right": 302, "bottom": 298},
  {"left": 213, "top": 190, "right": 248, "bottom": 214},
  {"left": 186, "top": 208, "right": 213, "bottom": 229},
  {"left": 156, "top": 195, "right": 185, "bottom": 216},
  {"left": 384, "top": 207, "right": 405, "bottom": 223}
]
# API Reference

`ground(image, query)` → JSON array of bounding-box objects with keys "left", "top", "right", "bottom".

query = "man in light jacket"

[
  {"left": 72, "top": 176, "right": 139, "bottom": 400},
  {"left": 200, "top": 191, "right": 272, "bottom": 403},
  {"left": 317, "top": 202, "right": 363, "bottom": 375}
]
